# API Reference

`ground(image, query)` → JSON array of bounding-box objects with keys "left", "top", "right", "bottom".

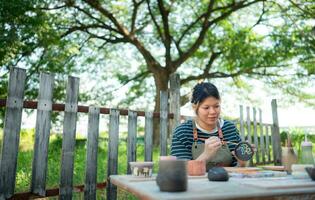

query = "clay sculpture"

[{"left": 207, "top": 167, "right": 229, "bottom": 181}]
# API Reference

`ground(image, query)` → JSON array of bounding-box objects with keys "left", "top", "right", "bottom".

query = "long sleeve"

[{"left": 170, "top": 123, "right": 193, "bottom": 160}]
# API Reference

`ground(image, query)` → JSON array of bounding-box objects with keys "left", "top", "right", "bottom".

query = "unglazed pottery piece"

[
  {"left": 187, "top": 160, "right": 206, "bottom": 176},
  {"left": 159, "top": 156, "right": 177, "bottom": 161},
  {"left": 156, "top": 160, "right": 187, "bottom": 192},
  {"left": 129, "top": 162, "right": 154, "bottom": 177}
]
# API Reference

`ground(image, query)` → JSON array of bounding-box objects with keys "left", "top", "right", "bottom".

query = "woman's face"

[{"left": 196, "top": 96, "right": 221, "bottom": 128}]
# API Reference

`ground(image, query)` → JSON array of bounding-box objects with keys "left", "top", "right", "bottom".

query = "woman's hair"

[{"left": 191, "top": 82, "right": 220, "bottom": 105}]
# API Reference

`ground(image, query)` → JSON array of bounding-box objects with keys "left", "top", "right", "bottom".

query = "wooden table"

[{"left": 110, "top": 175, "right": 315, "bottom": 200}]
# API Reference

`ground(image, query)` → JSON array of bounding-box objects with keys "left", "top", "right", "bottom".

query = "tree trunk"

[{"left": 152, "top": 69, "right": 169, "bottom": 147}]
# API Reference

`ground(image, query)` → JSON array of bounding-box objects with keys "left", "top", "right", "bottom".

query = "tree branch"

[
  {"left": 208, "top": 0, "right": 265, "bottom": 27},
  {"left": 120, "top": 70, "right": 151, "bottom": 85},
  {"left": 173, "top": 0, "right": 216, "bottom": 70},
  {"left": 73, "top": 5, "right": 111, "bottom": 28},
  {"left": 174, "top": 0, "right": 265, "bottom": 71},
  {"left": 250, "top": 1, "right": 266, "bottom": 29},
  {"left": 86, "top": 31, "right": 129, "bottom": 44},
  {"left": 39, "top": 4, "right": 68, "bottom": 10},
  {"left": 181, "top": 62, "right": 286, "bottom": 85},
  {"left": 145, "top": 0, "right": 164, "bottom": 42},
  {"left": 83, "top": 0, "right": 162, "bottom": 73},
  {"left": 61, "top": 24, "right": 118, "bottom": 38},
  {"left": 131, "top": 0, "right": 145, "bottom": 33},
  {"left": 203, "top": 52, "right": 221, "bottom": 74},
  {"left": 176, "top": 13, "right": 205, "bottom": 46},
  {"left": 83, "top": 0, "right": 130, "bottom": 36},
  {"left": 288, "top": 0, "right": 315, "bottom": 18},
  {"left": 157, "top": 0, "right": 172, "bottom": 65},
  {"left": 102, "top": 70, "right": 151, "bottom": 96}
]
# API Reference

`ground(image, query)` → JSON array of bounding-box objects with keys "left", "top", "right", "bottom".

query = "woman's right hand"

[{"left": 197, "top": 136, "right": 222, "bottom": 162}]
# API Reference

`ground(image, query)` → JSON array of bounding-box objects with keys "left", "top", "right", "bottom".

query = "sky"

[{"left": 180, "top": 99, "right": 315, "bottom": 128}]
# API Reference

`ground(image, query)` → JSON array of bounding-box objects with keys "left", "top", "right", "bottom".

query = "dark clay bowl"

[
  {"left": 305, "top": 167, "right": 315, "bottom": 181},
  {"left": 234, "top": 141, "right": 254, "bottom": 161}
]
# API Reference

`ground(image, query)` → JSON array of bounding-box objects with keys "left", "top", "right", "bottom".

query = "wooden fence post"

[
  {"left": 144, "top": 112, "right": 153, "bottom": 161},
  {"left": 246, "top": 106, "right": 253, "bottom": 166},
  {"left": 59, "top": 76, "right": 80, "bottom": 200},
  {"left": 271, "top": 99, "right": 282, "bottom": 165},
  {"left": 239, "top": 105, "right": 245, "bottom": 141},
  {"left": 107, "top": 109, "right": 120, "bottom": 200},
  {"left": 127, "top": 111, "right": 137, "bottom": 174},
  {"left": 31, "top": 72, "right": 54, "bottom": 196},
  {"left": 253, "top": 107, "right": 260, "bottom": 164},
  {"left": 160, "top": 91, "right": 168, "bottom": 156},
  {"left": 259, "top": 109, "right": 266, "bottom": 164},
  {"left": 84, "top": 106, "right": 100, "bottom": 200},
  {"left": 265, "top": 125, "right": 271, "bottom": 163},
  {"left": 169, "top": 73, "right": 180, "bottom": 136},
  {"left": 0, "top": 67, "right": 26, "bottom": 200}
]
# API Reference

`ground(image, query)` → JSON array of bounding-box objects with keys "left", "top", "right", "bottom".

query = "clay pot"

[
  {"left": 156, "top": 160, "right": 187, "bottom": 192},
  {"left": 159, "top": 156, "right": 177, "bottom": 161},
  {"left": 305, "top": 167, "right": 315, "bottom": 181},
  {"left": 187, "top": 160, "right": 206, "bottom": 176},
  {"left": 129, "top": 162, "right": 154, "bottom": 177}
]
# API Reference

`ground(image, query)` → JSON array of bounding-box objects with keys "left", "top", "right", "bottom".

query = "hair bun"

[{"left": 191, "top": 82, "right": 220, "bottom": 104}]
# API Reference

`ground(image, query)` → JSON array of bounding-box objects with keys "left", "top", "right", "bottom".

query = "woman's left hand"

[{"left": 232, "top": 143, "right": 256, "bottom": 167}]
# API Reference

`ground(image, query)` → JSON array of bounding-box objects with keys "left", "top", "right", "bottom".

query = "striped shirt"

[{"left": 170, "top": 119, "right": 242, "bottom": 166}]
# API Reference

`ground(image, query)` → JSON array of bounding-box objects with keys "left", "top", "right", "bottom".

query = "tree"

[{"left": 1, "top": 0, "right": 314, "bottom": 144}]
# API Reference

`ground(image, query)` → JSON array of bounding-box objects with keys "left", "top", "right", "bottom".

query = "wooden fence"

[
  {"left": 237, "top": 103, "right": 281, "bottom": 166},
  {"left": 0, "top": 67, "right": 281, "bottom": 200}
]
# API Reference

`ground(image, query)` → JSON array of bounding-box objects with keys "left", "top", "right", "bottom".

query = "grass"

[{"left": 7, "top": 130, "right": 162, "bottom": 199}]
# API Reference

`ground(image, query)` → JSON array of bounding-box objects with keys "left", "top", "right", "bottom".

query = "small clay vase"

[
  {"left": 187, "top": 160, "right": 206, "bottom": 176},
  {"left": 156, "top": 160, "right": 187, "bottom": 192},
  {"left": 282, "top": 147, "right": 298, "bottom": 173}
]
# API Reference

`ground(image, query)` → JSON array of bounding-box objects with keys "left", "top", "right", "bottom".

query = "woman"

[{"left": 171, "top": 82, "right": 249, "bottom": 168}]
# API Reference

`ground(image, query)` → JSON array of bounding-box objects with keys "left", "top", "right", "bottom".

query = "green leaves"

[{"left": 1, "top": 0, "right": 314, "bottom": 113}]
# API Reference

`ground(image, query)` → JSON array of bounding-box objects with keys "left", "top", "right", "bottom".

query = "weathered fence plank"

[
  {"left": 253, "top": 107, "right": 260, "bottom": 164},
  {"left": 127, "top": 111, "right": 137, "bottom": 174},
  {"left": 84, "top": 106, "right": 100, "bottom": 200},
  {"left": 107, "top": 109, "right": 120, "bottom": 200},
  {"left": 59, "top": 76, "right": 80, "bottom": 200},
  {"left": 0, "top": 68, "right": 26, "bottom": 200},
  {"left": 246, "top": 106, "right": 253, "bottom": 166},
  {"left": 169, "top": 73, "right": 180, "bottom": 135},
  {"left": 271, "top": 99, "right": 281, "bottom": 165},
  {"left": 31, "top": 73, "right": 54, "bottom": 196},
  {"left": 239, "top": 105, "right": 245, "bottom": 141},
  {"left": 144, "top": 112, "right": 153, "bottom": 161},
  {"left": 270, "top": 125, "right": 275, "bottom": 163},
  {"left": 259, "top": 109, "right": 266, "bottom": 164},
  {"left": 265, "top": 125, "right": 271, "bottom": 163},
  {"left": 160, "top": 91, "right": 168, "bottom": 156}
]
